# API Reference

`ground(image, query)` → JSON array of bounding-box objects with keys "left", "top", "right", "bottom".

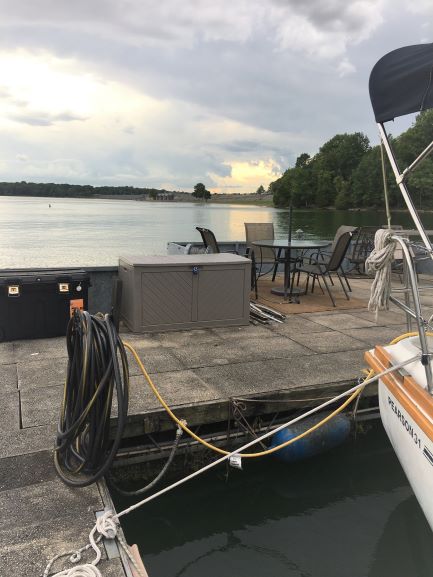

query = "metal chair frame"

[
  {"left": 348, "top": 226, "right": 378, "bottom": 275},
  {"left": 303, "top": 225, "right": 357, "bottom": 292},
  {"left": 195, "top": 226, "right": 258, "bottom": 298},
  {"left": 296, "top": 229, "right": 356, "bottom": 307},
  {"left": 195, "top": 227, "right": 220, "bottom": 253},
  {"left": 244, "top": 223, "right": 284, "bottom": 283}
]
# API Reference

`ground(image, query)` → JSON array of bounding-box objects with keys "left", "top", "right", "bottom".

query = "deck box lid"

[{"left": 119, "top": 254, "right": 250, "bottom": 267}]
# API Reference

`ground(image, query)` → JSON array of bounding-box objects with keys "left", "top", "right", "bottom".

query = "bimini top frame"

[{"left": 369, "top": 43, "right": 433, "bottom": 391}]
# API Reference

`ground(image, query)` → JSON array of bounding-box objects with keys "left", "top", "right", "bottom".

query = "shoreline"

[{"left": 3, "top": 193, "right": 432, "bottom": 212}]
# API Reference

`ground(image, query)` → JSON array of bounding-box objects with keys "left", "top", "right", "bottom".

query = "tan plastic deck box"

[{"left": 119, "top": 254, "right": 251, "bottom": 332}]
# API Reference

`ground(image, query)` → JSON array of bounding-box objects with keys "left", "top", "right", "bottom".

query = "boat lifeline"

[{"left": 365, "top": 42, "right": 433, "bottom": 530}]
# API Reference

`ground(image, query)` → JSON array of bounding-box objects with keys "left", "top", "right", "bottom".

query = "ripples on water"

[
  {"left": 115, "top": 422, "right": 433, "bottom": 577},
  {"left": 0, "top": 196, "right": 422, "bottom": 268}
]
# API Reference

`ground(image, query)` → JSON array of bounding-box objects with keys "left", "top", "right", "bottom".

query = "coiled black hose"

[{"left": 54, "top": 310, "right": 129, "bottom": 487}]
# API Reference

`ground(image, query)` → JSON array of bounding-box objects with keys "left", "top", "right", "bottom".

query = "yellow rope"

[
  {"left": 389, "top": 331, "right": 433, "bottom": 344},
  {"left": 123, "top": 341, "right": 363, "bottom": 459},
  {"left": 123, "top": 331, "right": 432, "bottom": 459}
]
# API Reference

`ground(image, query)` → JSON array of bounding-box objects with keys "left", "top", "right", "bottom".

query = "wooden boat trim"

[
  {"left": 128, "top": 544, "right": 149, "bottom": 577},
  {"left": 365, "top": 346, "right": 433, "bottom": 441}
]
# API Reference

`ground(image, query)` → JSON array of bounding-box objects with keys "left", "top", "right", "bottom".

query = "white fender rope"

[{"left": 365, "top": 228, "right": 396, "bottom": 314}]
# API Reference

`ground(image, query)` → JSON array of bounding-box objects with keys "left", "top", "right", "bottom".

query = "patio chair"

[
  {"left": 296, "top": 229, "right": 356, "bottom": 307},
  {"left": 195, "top": 227, "right": 220, "bottom": 253},
  {"left": 244, "top": 223, "right": 285, "bottom": 281},
  {"left": 305, "top": 225, "right": 358, "bottom": 292},
  {"left": 348, "top": 226, "right": 378, "bottom": 275},
  {"left": 195, "top": 226, "right": 258, "bottom": 297},
  {"left": 195, "top": 227, "right": 238, "bottom": 254}
]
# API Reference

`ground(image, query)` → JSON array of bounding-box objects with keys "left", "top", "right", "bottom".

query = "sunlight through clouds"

[
  {"left": 0, "top": 0, "right": 428, "bottom": 192},
  {"left": 210, "top": 160, "right": 281, "bottom": 193}
]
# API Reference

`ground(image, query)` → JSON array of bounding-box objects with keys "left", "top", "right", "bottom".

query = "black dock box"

[{"left": 0, "top": 269, "right": 90, "bottom": 342}]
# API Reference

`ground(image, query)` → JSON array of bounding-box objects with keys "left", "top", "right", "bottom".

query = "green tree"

[
  {"left": 395, "top": 109, "right": 433, "bottom": 209},
  {"left": 334, "top": 176, "right": 351, "bottom": 209},
  {"left": 351, "top": 146, "right": 394, "bottom": 208},
  {"left": 269, "top": 170, "right": 292, "bottom": 207},
  {"left": 290, "top": 165, "right": 314, "bottom": 207},
  {"left": 318, "top": 133, "right": 370, "bottom": 180},
  {"left": 256, "top": 185, "right": 266, "bottom": 195},
  {"left": 192, "top": 182, "right": 211, "bottom": 200},
  {"left": 314, "top": 169, "right": 334, "bottom": 207},
  {"left": 295, "top": 153, "right": 310, "bottom": 168}
]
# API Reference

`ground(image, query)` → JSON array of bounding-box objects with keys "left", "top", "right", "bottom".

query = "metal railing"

[{"left": 389, "top": 235, "right": 433, "bottom": 392}]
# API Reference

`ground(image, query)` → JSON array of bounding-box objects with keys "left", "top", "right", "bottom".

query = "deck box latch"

[{"left": 8, "top": 285, "right": 20, "bottom": 297}]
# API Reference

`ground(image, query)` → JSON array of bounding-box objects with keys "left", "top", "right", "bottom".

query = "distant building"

[{"left": 156, "top": 192, "right": 175, "bottom": 201}]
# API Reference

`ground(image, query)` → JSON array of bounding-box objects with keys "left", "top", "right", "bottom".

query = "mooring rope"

[
  {"left": 43, "top": 511, "right": 145, "bottom": 577},
  {"left": 44, "top": 349, "right": 421, "bottom": 577},
  {"left": 43, "top": 512, "right": 114, "bottom": 577},
  {"left": 365, "top": 228, "right": 396, "bottom": 314}
]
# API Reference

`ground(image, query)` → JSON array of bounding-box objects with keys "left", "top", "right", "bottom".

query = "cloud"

[
  {"left": 0, "top": 85, "right": 11, "bottom": 98},
  {"left": 407, "top": 2, "right": 433, "bottom": 16},
  {"left": 10, "top": 110, "right": 88, "bottom": 126},
  {"left": 0, "top": 0, "right": 427, "bottom": 194},
  {"left": 337, "top": 58, "right": 356, "bottom": 77},
  {"left": 0, "top": 0, "right": 384, "bottom": 55}
]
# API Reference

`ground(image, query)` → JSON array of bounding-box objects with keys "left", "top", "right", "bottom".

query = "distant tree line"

[
  {"left": 270, "top": 109, "right": 433, "bottom": 210},
  {"left": 0, "top": 181, "right": 177, "bottom": 199}
]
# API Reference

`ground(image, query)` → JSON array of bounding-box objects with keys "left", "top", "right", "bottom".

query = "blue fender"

[{"left": 270, "top": 411, "right": 352, "bottom": 463}]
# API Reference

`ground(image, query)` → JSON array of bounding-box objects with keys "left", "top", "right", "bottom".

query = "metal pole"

[
  {"left": 380, "top": 142, "right": 392, "bottom": 229},
  {"left": 284, "top": 204, "right": 293, "bottom": 300},
  {"left": 403, "top": 140, "right": 433, "bottom": 178},
  {"left": 378, "top": 123, "right": 433, "bottom": 257},
  {"left": 392, "top": 235, "right": 433, "bottom": 392}
]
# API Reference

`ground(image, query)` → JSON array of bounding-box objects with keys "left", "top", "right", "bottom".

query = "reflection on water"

[
  {"left": 115, "top": 422, "right": 433, "bottom": 577},
  {"left": 0, "top": 195, "right": 430, "bottom": 268},
  {"left": 273, "top": 209, "right": 420, "bottom": 241},
  {"left": 370, "top": 495, "right": 433, "bottom": 577}
]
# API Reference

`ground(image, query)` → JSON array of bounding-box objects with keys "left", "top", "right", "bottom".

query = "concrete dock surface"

[{"left": 0, "top": 275, "right": 431, "bottom": 576}]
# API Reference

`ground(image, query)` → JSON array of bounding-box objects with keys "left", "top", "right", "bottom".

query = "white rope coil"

[
  {"left": 43, "top": 512, "right": 117, "bottom": 577},
  {"left": 365, "top": 228, "right": 396, "bottom": 314},
  {"left": 43, "top": 510, "right": 146, "bottom": 577},
  {"left": 53, "top": 564, "right": 102, "bottom": 577}
]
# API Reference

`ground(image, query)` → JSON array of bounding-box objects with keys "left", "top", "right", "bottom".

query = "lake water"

[
  {"left": 0, "top": 196, "right": 426, "bottom": 268},
  {"left": 114, "top": 421, "right": 433, "bottom": 577},
  {"left": 3, "top": 196, "right": 432, "bottom": 573}
]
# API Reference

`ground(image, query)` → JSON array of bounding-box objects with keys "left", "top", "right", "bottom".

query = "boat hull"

[
  {"left": 379, "top": 379, "right": 433, "bottom": 530},
  {"left": 366, "top": 342, "right": 433, "bottom": 531}
]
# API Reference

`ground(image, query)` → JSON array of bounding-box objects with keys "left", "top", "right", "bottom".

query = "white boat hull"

[
  {"left": 365, "top": 338, "right": 433, "bottom": 530},
  {"left": 379, "top": 379, "right": 433, "bottom": 530}
]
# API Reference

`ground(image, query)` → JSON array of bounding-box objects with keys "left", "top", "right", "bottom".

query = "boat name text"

[{"left": 388, "top": 396, "right": 422, "bottom": 449}]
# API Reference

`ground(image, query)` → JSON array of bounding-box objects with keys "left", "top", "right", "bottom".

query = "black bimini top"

[{"left": 369, "top": 43, "right": 433, "bottom": 123}]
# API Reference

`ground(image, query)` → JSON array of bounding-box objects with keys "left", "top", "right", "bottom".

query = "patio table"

[{"left": 252, "top": 239, "right": 331, "bottom": 302}]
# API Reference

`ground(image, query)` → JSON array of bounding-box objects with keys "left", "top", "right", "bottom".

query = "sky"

[{"left": 0, "top": 1, "right": 431, "bottom": 194}]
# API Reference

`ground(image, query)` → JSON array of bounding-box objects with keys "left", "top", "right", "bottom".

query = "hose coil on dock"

[{"left": 54, "top": 310, "right": 129, "bottom": 487}]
